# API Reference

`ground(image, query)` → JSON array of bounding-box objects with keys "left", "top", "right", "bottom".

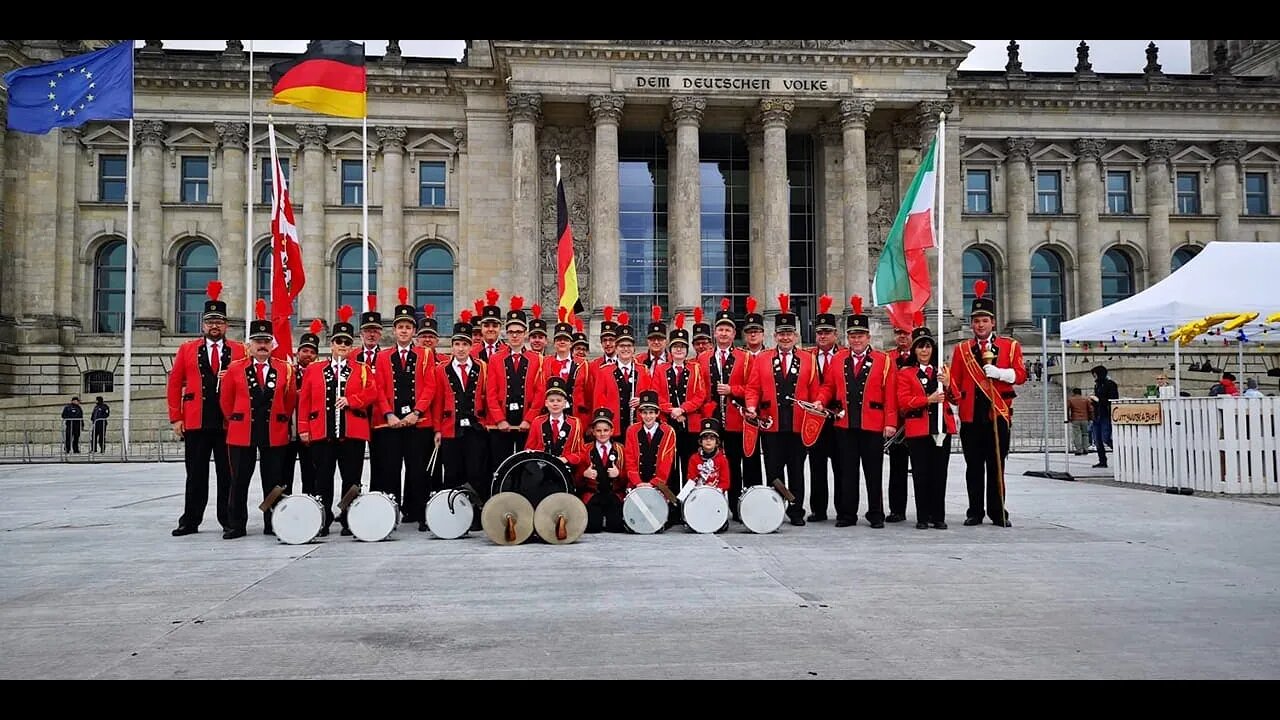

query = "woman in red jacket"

[{"left": 895, "top": 326, "right": 959, "bottom": 530}]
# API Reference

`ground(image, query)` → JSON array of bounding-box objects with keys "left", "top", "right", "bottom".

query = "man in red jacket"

[
  {"left": 806, "top": 295, "right": 843, "bottom": 522},
  {"left": 167, "top": 281, "right": 244, "bottom": 537},
  {"left": 703, "top": 298, "right": 749, "bottom": 521},
  {"left": 654, "top": 314, "right": 710, "bottom": 486},
  {"left": 949, "top": 281, "right": 1026, "bottom": 527},
  {"left": 427, "top": 314, "right": 490, "bottom": 519},
  {"left": 373, "top": 289, "right": 436, "bottom": 524},
  {"left": 884, "top": 318, "right": 916, "bottom": 523},
  {"left": 590, "top": 316, "right": 653, "bottom": 444},
  {"left": 220, "top": 302, "right": 297, "bottom": 539},
  {"left": 486, "top": 296, "right": 543, "bottom": 474}
]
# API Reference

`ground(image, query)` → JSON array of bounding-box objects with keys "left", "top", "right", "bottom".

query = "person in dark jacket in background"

[{"left": 1089, "top": 365, "right": 1119, "bottom": 468}]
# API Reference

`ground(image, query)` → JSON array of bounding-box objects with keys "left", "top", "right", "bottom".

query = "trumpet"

[
  {"left": 729, "top": 397, "right": 774, "bottom": 429},
  {"left": 784, "top": 395, "right": 834, "bottom": 418}
]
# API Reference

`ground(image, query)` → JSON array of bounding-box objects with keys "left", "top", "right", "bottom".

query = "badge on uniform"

[
  {"left": 459, "top": 418, "right": 471, "bottom": 428},
  {"left": 509, "top": 402, "right": 521, "bottom": 411},
  {"left": 267, "top": 381, "right": 275, "bottom": 389},
  {"left": 400, "top": 405, "right": 412, "bottom": 415},
  {"left": 560, "top": 429, "right": 568, "bottom": 438}
]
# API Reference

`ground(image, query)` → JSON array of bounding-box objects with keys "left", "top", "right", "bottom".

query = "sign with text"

[
  {"left": 615, "top": 73, "right": 851, "bottom": 95},
  {"left": 1112, "top": 402, "right": 1163, "bottom": 426}
]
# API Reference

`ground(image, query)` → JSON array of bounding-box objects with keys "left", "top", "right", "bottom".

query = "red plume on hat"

[
  {"left": 422, "top": 304, "right": 435, "bottom": 318},
  {"left": 850, "top": 295, "right": 863, "bottom": 315},
  {"left": 473, "top": 299, "right": 484, "bottom": 316},
  {"left": 745, "top": 297, "right": 757, "bottom": 314},
  {"left": 651, "top": 305, "right": 662, "bottom": 322},
  {"left": 603, "top": 306, "right": 614, "bottom": 323},
  {"left": 558, "top": 306, "right": 567, "bottom": 323},
  {"left": 693, "top": 307, "right": 704, "bottom": 324},
  {"left": 574, "top": 317, "right": 584, "bottom": 332},
  {"left": 674, "top": 312, "right": 686, "bottom": 329},
  {"left": 460, "top": 309, "right": 473, "bottom": 323},
  {"left": 255, "top": 298, "right": 267, "bottom": 321},
  {"left": 530, "top": 303, "right": 543, "bottom": 319},
  {"left": 207, "top": 280, "right": 223, "bottom": 301},
  {"left": 367, "top": 293, "right": 377, "bottom": 312},
  {"left": 819, "top": 294, "right": 833, "bottom": 314},
  {"left": 337, "top": 305, "right": 354, "bottom": 324},
  {"left": 720, "top": 297, "right": 731, "bottom": 312},
  {"left": 309, "top": 318, "right": 324, "bottom": 335},
  {"left": 777, "top": 293, "right": 790, "bottom": 314},
  {"left": 973, "top": 279, "right": 988, "bottom": 299},
  {"left": 398, "top": 286, "right": 408, "bottom": 305},
  {"left": 617, "top": 311, "right": 630, "bottom": 327},
  {"left": 913, "top": 310, "right": 925, "bottom": 328},
  {"left": 485, "top": 288, "right": 499, "bottom": 306},
  {"left": 510, "top": 295, "right": 524, "bottom": 312}
]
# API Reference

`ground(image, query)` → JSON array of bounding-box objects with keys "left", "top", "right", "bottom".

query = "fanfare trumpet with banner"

[
  {"left": 783, "top": 395, "right": 831, "bottom": 448},
  {"left": 729, "top": 397, "right": 772, "bottom": 458}
]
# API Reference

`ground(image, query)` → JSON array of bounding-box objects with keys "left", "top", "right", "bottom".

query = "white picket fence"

[{"left": 1113, "top": 397, "right": 1280, "bottom": 494}]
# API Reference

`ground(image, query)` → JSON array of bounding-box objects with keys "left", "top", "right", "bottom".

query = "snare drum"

[
  {"left": 491, "top": 450, "right": 574, "bottom": 510},
  {"left": 273, "top": 494, "right": 325, "bottom": 545},
  {"left": 738, "top": 484, "right": 786, "bottom": 534},
  {"left": 425, "top": 487, "right": 475, "bottom": 539},
  {"left": 347, "top": 491, "right": 400, "bottom": 542},
  {"left": 682, "top": 485, "right": 729, "bottom": 534},
  {"left": 622, "top": 483, "right": 669, "bottom": 534}
]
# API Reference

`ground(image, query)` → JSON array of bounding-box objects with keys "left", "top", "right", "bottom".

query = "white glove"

[{"left": 984, "top": 364, "right": 1016, "bottom": 383}]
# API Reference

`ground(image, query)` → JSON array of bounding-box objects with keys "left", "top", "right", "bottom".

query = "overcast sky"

[{"left": 152, "top": 40, "right": 1193, "bottom": 74}]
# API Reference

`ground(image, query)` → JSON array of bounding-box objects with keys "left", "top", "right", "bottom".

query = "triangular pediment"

[
  {"left": 962, "top": 142, "right": 1006, "bottom": 163},
  {"left": 1172, "top": 146, "right": 1215, "bottom": 164},
  {"left": 1242, "top": 146, "right": 1280, "bottom": 164},
  {"left": 1102, "top": 144, "right": 1146, "bottom": 164},
  {"left": 251, "top": 129, "right": 298, "bottom": 153},
  {"left": 405, "top": 132, "right": 456, "bottom": 155},
  {"left": 164, "top": 127, "right": 216, "bottom": 149},
  {"left": 81, "top": 124, "right": 129, "bottom": 147},
  {"left": 1030, "top": 143, "right": 1076, "bottom": 163},
  {"left": 325, "top": 130, "right": 376, "bottom": 152}
]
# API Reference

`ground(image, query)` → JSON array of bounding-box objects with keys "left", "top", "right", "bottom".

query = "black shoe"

[
  {"left": 789, "top": 515, "right": 806, "bottom": 527},
  {"left": 317, "top": 526, "right": 330, "bottom": 537},
  {"left": 470, "top": 516, "right": 483, "bottom": 532},
  {"left": 806, "top": 514, "right": 827, "bottom": 522},
  {"left": 993, "top": 519, "right": 1013, "bottom": 528},
  {"left": 264, "top": 527, "right": 275, "bottom": 536},
  {"left": 171, "top": 526, "right": 198, "bottom": 537},
  {"left": 418, "top": 521, "right": 429, "bottom": 532},
  {"left": 1092, "top": 462, "right": 1108, "bottom": 468},
  {"left": 222, "top": 528, "right": 246, "bottom": 540},
  {"left": 870, "top": 519, "right": 885, "bottom": 529},
  {"left": 963, "top": 517, "right": 983, "bottom": 526},
  {"left": 340, "top": 527, "right": 353, "bottom": 536},
  {"left": 885, "top": 513, "right": 906, "bottom": 523},
  {"left": 731, "top": 514, "right": 743, "bottom": 524},
  {"left": 915, "top": 521, "right": 930, "bottom": 529},
  {"left": 834, "top": 518, "right": 855, "bottom": 528},
  {"left": 931, "top": 522, "right": 948, "bottom": 530}
]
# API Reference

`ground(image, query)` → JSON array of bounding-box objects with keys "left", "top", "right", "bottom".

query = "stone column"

[
  {"left": 669, "top": 96, "right": 706, "bottom": 314},
  {"left": 56, "top": 128, "right": 82, "bottom": 327},
  {"left": 818, "top": 121, "right": 843, "bottom": 299},
  {"left": 376, "top": 125, "right": 407, "bottom": 296},
  {"left": 760, "top": 98, "right": 794, "bottom": 299},
  {"left": 215, "top": 121, "right": 247, "bottom": 325},
  {"left": 1075, "top": 138, "right": 1106, "bottom": 315},
  {"left": 745, "top": 120, "right": 766, "bottom": 298},
  {"left": 839, "top": 98, "right": 874, "bottom": 301},
  {"left": 136, "top": 120, "right": 166, "bottom": 329},
  {"left": 1214, "top": 139, "right": 1245, "bottom": 243},
  {"left": 508, "top": 93, "right": 542, "bottom": 303},
  {"left": 297, "top": 124, "right": 328, "bottom": 323},
  {"left": 1004, "top": 137, "right": 1035, "bottom": 332},
  {"left": 0, "top": 120, "right": 12, "bottom": 321},
  {"left": 1145, "top": 139, "right": 1175, "bottom": 284},
  {"left": 588, "top": 94, "right": 623, "bottom": 311}
]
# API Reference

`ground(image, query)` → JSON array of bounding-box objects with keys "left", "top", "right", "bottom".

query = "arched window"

[
  {"left": 1101, "top": 249, "right": 1135, "bottom": 307},
  {"left": 413, "top": 244, "right": 454, "bottom": 327},
  {"left": 1031, "top": 248, "right": 1066, "bottom": 334},
  {"left": 336, "top": 242, "right": 377, "bottom": 312},
  {"left": 84, "top": 370, "right": 114, "bottom": 394},
  {"left": 175, "top": 240, "right": 219, "bottom": 334},
  {"left": 93, "top": 238, "right": 134, "bottom": 334},
  {"left": 962, "top": 248, "right": 997, "bottom": 315},
  {"left": 1171, "top": 245, "right": 1200, "bottom": 273},
  {"left": 255, "top": 245, "right": 298, "bottom": 320}
]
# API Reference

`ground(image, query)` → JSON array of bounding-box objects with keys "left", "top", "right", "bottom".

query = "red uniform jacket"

[
  {"left": 948, "top": 336, "right": 1027, "bottom": 423},
  {"left": 625, "top": 421, "right": 677, "bottom": 488},
  {"left": 745, "top": 347, "right": 830, "bottom": 433},
  {"left": 722, "top": 348, "right": 762, "bottom": 433},
  {"left": 412, "top": 347, "right": 445, "bottom": 426},
  {"left": 685, "top": 449, "right": 731, "bottom": 492},
  {"left": 471, "top": 341, "right": 506, "bottom": 364},
  {"left": 523, "top": 413, "right": 585, "bottom": 467},
  {"left": 576, "top": 439, "right": 626, "bottom": 504},
  {"left": 426, "top": 358, "right": 490, "bottom": 439},
  {"left": 896, "top": 364, "right": 959, "bottom": 438},
  {"left": 652, "top": 360, "right": 713, "bottom": 431},
  {"left": 821, "top": 348, "right": 898, "bottom": 432},
  {"left": 590, "top": 362, "right": 654, "bottom": 434},
  {"left": 220, "top": 357, "right": 297, "bottom": 447},
  {"left": 166, "top": 338, "right": 246, "bottom": 429},
  {"left": 484, "top": 346, "right": 543, "bottom": 426},
  {"left": 638, "top": 349, "right": 668, "bottom": 373},
  {"left": 373, "top": 345, "right": 435, "bottom": 429},
  {"left": 297, "top": 358, "right": 379, "bottom": 442}
]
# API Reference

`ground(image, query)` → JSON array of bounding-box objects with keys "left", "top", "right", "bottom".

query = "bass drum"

[
  {"left": 424, "top": 487, "right": 475, "bottom": 539},
  {"left": 347, "top": 491, "right": 400, "bottom": 542},
  {"left": 622, "top": 483, "right": 669, "bottom": 535},
  {"left": 491, "top": 450, "right": 573, "bottom": 510},
  {"left": 682, "top": 485, "right": 729, "bottom": 534},
  {"left": 273, "top": 494, "right": 325, "bottom": 545},
  {"left": 738, "top": 484, "right": 786, "bottom": 534}
]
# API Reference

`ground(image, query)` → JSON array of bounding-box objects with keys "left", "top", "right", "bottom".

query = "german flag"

[
  {"left": 556, "top": 176, "right": 585, "bottom": 321},
  {"left": 269, "top": 40, "right": 366, "bottom": 119}
]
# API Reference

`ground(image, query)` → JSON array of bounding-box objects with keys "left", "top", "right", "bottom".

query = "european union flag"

[{"left": 3, "top": 41, "right": 134, "bottom": 134}]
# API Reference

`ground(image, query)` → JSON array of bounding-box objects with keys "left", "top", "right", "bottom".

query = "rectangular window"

[
  {"left": 98, "top": 154, "right": 127, "bottom": 203},
  {"left": 261, "top": 156, "right": 290, "bottom": 205},
  {"left": 699, "top": 133, "right": 750, "bottom": 321},
  {"left": 419, "top": 161, "right": 447, "bottom": 207},
  {"left": 787, "top": 135, "right": 817, "bottom": 344},
  {"left": 1245, "top": 172, "right": 1269, "bottom": 215},
  {"left": 965, "top": 169, "right": 992, "bottom": 214},
  {"left": 1106, "top": 171, "right": 1132, "bottom": 214},
  {"left": 180, "top": 156, "right": 209, "bottom": 203},
  {"left": 341, "top": 159, "right": 363, "bottom": 206},
  {"left": 617, "top": 131, "right": 669, "bottom": 320},
  {"left": 1035, "top": 170, "right": 1062, "bottom": 214},
  {"left": 1175, "top": 172, "right": 1201, "bottom": 215}
]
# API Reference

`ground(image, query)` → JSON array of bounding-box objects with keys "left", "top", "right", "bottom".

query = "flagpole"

[
  {"left": 123, "top": 117, "right": 135, "bottom": 457},
  {"left": 935, "top": 112, "right": 946, "bottom": 438},
  {"left": 245, "top": 39, "right": 255, "bottom": 340},
  {"left": 361, "top": 114, "right": 369, "bottom": 309}
]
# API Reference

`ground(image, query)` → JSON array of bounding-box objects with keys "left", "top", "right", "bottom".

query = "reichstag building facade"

[{"left": 1, "top": 39, "right": 1278, "bottom": 399}]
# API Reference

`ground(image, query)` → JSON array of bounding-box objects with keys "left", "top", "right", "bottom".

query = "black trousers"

[
  {"left": 907, "top": 435, "right": 950, "bottom": 524},
  {"left": 373, "top": 426, "right": 427, "bottom": 519},
  {"left": 91, "top": 420, "right": 107, "bottom": 452},
  {"left": 720, "top": 430, "right": 745, "bottom": 518},
  {"left": 840, "top": 428, "right": 886, "bottom": 524},
  {"left": 63, "top": 423, "right": 81, "bottom": 453},
  {"left": 422, "top": 426, "right": 443, "bottom": 495},
  {"left": 961, "top": 417, "right": 1011, "bottom": 524},
  {"left": 887, "top": 441, "right": 910, "bottom": 516},
  {"left": 311, "top": 439, "right": 365, "bottom": 528},
  {"left": 585, "top": 493, "right": 625, "bottom": 533},
  {"left": 444, "top": 429, "right": 490, "bottom": 498},
  {"left": 808, "top": 421, "right": 843, "bottom": 519},
  {"left": 741, "top": 432, "right": 764, "bottom": 488},
  {"left": 227, "top": 443, "right": 286, "bottom": 533},
  {"left": 179, "top": 429, "right": 232, "bottom": 531},
  {"left": 762, "top": 432, "right": 807, "bottom": 519},
  {"left": 282, "top": 439, "right": 314, "bottom": 496}
]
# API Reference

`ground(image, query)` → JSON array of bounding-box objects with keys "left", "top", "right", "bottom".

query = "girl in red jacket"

[
  {"left": 685, "top": 417, "right": 731, "bottom": 493},
  {"left": 895, "top": 326, "right": 959, "bottom": 530}
]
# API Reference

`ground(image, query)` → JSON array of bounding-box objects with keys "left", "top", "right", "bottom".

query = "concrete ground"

[{"left": 1, "top": 454, "right": 1277, "bottom": 679}]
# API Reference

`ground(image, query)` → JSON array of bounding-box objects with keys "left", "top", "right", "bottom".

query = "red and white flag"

[{"left": 269, "top": 121, "right": 305, "bottom": 359}]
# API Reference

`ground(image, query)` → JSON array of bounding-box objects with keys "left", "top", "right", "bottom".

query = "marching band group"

[{"left": 168, "top": 278, "right": 1025, "bottom": 541}]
